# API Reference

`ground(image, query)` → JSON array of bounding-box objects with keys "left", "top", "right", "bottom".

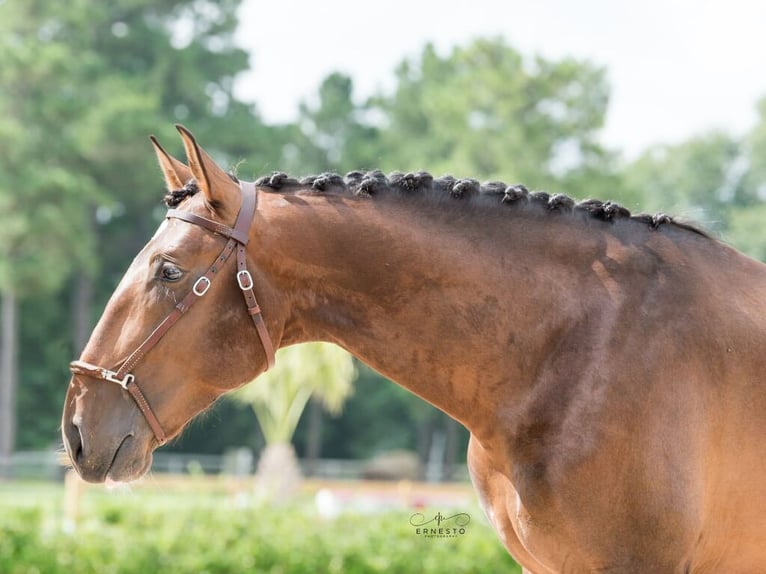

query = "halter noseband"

[{"left": 69, "top": 181, "right": 276, "bottom": 446}]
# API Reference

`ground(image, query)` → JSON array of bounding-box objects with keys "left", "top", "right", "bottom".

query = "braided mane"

[
  {"left": 251, "top": 170, "right": 708, "bottom": 236},
  {"left": 161, "top": 171, "right": 707, "bottom": 237}
]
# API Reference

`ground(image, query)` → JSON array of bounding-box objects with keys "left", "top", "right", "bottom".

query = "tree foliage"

[
  {"left": 0, "top": 0, "right": 101, "bottom": 294},
  {"left": 620, "top": 97, "right": 766, "bottom": 260},
  {"left": 234, "top": 343, "right": 355, "bottom": 445},
  {"left": 296, "top": 72, "right": 382, "bottom": 173},
  {"left": 726, "top": 97, "right": 766, "bottom": 260},
  {"left": 232, "top": 343, "right": 355, "bottom": 501},
  {"left": 622, "top": 132, "right": 747, "bottom": 230},
  {"left": 370, "top": 39, "right": 618, "bottom": 196}
]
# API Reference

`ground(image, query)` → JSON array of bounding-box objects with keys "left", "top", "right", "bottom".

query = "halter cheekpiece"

[{"left": 69, "top": 181, "right": 276, "bottom": 445}]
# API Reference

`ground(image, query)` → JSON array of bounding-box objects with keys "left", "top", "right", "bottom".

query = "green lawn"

[{"left": 0, "top": 480, "right": 519, "bottom": 574}]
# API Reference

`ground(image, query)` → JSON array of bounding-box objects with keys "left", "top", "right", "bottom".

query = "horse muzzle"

[{"left": 61, "top": 378, "right": 154, "bottom": 483}]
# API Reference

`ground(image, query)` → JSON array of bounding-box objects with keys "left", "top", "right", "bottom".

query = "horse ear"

[
  {"left": 175, "top": 124, "right": 238, "bottom": 209},
  {"left": 149, "top": 136, "right": 192, "bottom": 191}
]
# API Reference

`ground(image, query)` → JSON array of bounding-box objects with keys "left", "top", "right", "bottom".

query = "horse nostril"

[
  {"left": 65, "top": 418, "right": 84, "bottom": 466},
  {"left": 74, "top": 436, "right": 83, "bottom": 465}
]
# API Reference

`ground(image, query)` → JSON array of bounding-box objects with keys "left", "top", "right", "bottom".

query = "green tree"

[
  {"left": 726, "top": 96, "right": 766, "bottom": 260},
  {"left": 0, "top": 0, "right": 102, "bottom": 466},
  {"left": 614, "top": 98, "right": 766, "bottom": 261},
  {"left": 622, "top": 131, "right": 748, "bottom": 231},
  {"left": 725, "top": 203, "right": 766, "bottom": 261},
  {"left": 743, "top": 97, "right": 766, "bottom": 196},
  {"left": 296, "top": 72, "right": 382, "bottom": 172},
  {"left": 368, "top": 38, "right": 619, "bottom": 199},
  {"left": 233, "top": 343, "right": 355, "bottom": 501}
]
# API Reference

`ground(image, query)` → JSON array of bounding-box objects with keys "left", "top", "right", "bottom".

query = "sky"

[{"left": 235, "top": 0, "right": 766, "bottom": 159}]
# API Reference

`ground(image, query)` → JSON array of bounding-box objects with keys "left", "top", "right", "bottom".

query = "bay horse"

[{"left": 63, "top": 126, "right": 766, "bottom": 573}]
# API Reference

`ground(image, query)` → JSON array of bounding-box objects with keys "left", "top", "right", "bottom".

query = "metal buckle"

[
  {"left": 237, "top": 270, "right": 253, "bottom": 290},
  {"left": 104, "top": 371, "right": 135, "bottom": 389},
  {"left": 193, "top": 276, "right": 211, "bottom": 296}
]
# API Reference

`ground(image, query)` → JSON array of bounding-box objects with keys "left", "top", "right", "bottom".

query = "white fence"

[
  {"left": 0, "top": 450, "right": 63, "bottom": 479},
  {"left": 0, "top": 450, "right": 469, "bottom": 482}
]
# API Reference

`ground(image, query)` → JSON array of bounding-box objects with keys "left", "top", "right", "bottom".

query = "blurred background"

[{"left": 1, "top": 0, "right": 765, "bottom": 571}]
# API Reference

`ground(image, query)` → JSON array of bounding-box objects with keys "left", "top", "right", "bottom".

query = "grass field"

[{"left": 0, "top": 478, "right": 520, "bottom": 573}]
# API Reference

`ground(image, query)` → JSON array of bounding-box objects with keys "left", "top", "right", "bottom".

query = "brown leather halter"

[{"left": 69, "top": 181, "right": 276, "bottom": 446}]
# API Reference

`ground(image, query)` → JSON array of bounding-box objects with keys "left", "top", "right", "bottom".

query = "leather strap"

[
  {"left": 233, "top": 182, "right": 276, "bottom": 370},
  {"left": 165, "top": 209, "right": 249, "bottom": 244},
  {"left": 115, "top": 237, "right": 239, "bottom": 380},
  {"left": 70, "top": 359, "right": 168, "bottom": 445},
  {"left": 70, "top": 181, "right": 276, "bottom": 446},
  {"left": 233, "top": 181, "right": 257, "bottom": 240}
]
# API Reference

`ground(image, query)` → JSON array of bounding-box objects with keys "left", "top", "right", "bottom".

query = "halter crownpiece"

[{"left": 69, "top": 181, "right": 276, "bottom": 446}]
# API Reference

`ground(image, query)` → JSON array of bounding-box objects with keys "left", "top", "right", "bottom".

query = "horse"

[{"left": 62, "top": 126, "right": 766, "bottom": 573}]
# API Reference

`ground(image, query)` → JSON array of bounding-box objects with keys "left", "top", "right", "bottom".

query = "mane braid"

[
  {"left": 162, "top": 172, "right": 239, "bottom": 208},
  {"left": 164, "top": 180, "right": 200, "bottom": 207},
  {"left": 251, "top": 170, "right": 710, "bottom": 238}
]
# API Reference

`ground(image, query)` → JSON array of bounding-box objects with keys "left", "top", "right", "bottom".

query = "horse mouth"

[
  {"left": 103, "top": 434, "right": 153, "bottom": 483},
  {"left": 64, "top": 425, "right": 153, "bottom": 484}
]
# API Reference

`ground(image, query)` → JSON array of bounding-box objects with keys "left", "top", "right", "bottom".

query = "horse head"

[{"left": 62, "top": 126, "right": 279, "bottom": 483}]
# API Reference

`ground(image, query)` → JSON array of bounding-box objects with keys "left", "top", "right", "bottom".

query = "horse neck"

[{"left": 254, "top": 192, "right": 602, "bottom": 435}]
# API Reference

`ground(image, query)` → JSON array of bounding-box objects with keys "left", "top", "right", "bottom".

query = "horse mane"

[
  {"left": 164, "top": 171, "right": 709, "bottom": 238},
  {"left": 163, "top": 172, "right": 240, "bottom": 207},
  {"left": 164, "top": 180, "right": 200, "bottom": 207}
]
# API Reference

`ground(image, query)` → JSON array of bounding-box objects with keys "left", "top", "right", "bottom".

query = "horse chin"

[{"left": 103, "top": 434, "right": 154, "bottom": 484}]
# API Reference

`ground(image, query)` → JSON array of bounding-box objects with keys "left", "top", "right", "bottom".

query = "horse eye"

[{"left": 160, "top": 263, "right": 183, "bottom": 282}]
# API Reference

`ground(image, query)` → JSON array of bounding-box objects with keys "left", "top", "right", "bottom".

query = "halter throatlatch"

[{"left": 69, "top": 181, "right": 276, "bottom": 446}]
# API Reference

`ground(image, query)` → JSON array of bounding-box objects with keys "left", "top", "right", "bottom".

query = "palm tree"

[{"left": 233, "top": 342, "right": 356, "bottom": 503}]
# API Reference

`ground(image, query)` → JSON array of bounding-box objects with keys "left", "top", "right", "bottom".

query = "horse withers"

[{"left": 63, "top": 126, "right": 766, "bottom": 572}]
